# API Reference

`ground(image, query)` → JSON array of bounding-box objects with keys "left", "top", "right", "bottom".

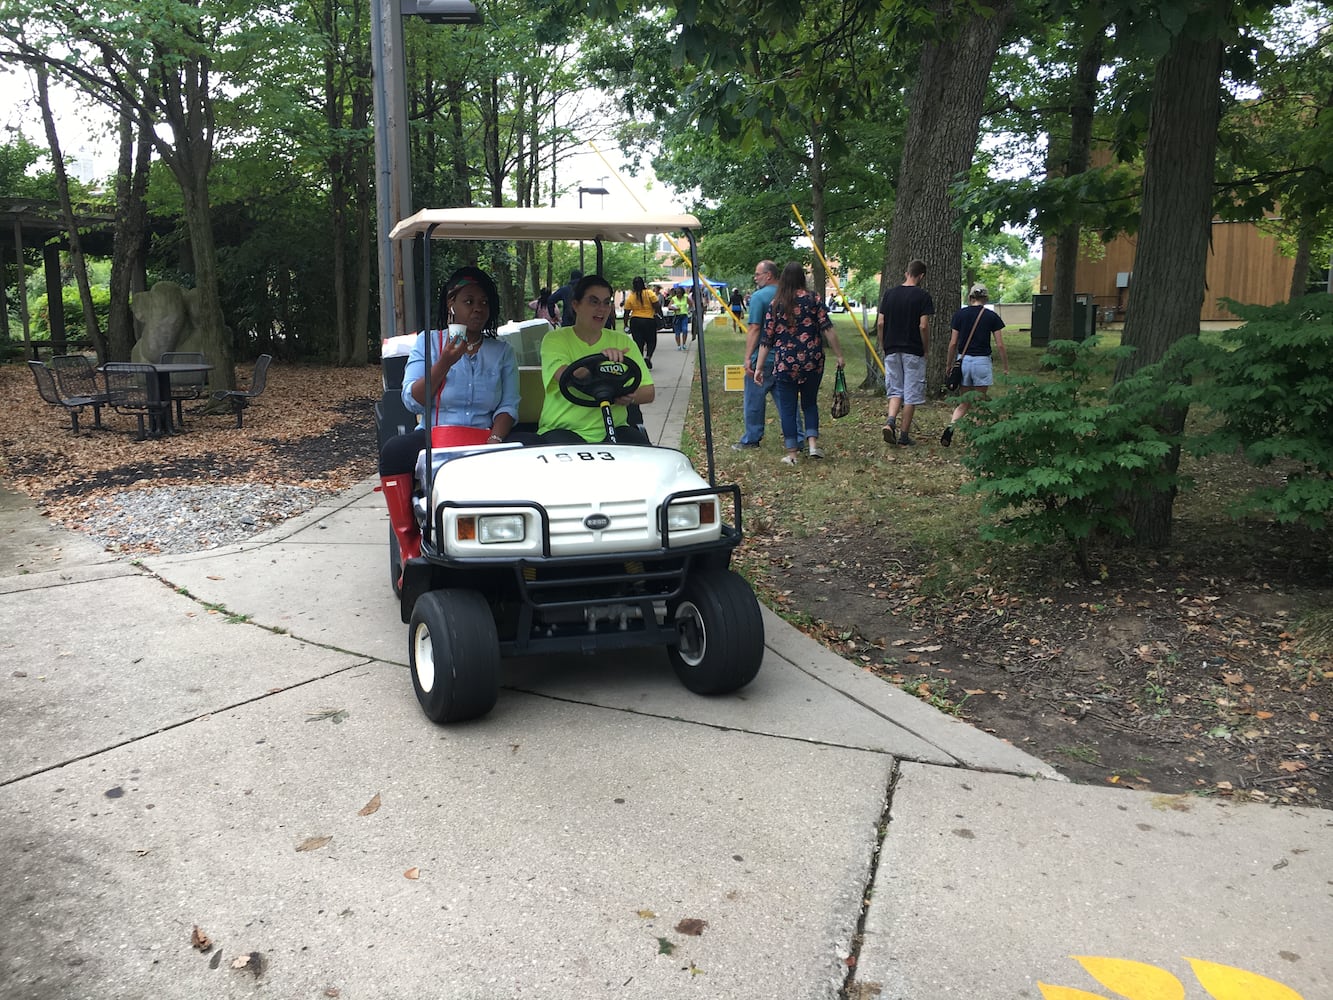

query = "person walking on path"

[
  {"left": 940, "top": 283, "right": 1008, "bottom": 447},
  {"left": 876, "top": 259, "right": 933, "bottom": 446},
  {"left": 733, "top": 260, "right": 786, "bottom": 450},
  {"left": 529, "top": 287, "right": 556, "bottom": 324},
  {"left": 549, "top": 269, "right": 581, "bottom": 327},
  {"left": 623, "top": 277, "right": 662, "bottom": 369},
  {"left": 668, "top": 287, "right": 690, "bottom": 350},
  {"left": 754, "top": 262, "right": 845, "bottom": 465},
  {"left": 728, "top": 287, "right": 745, "bottom": 333}
]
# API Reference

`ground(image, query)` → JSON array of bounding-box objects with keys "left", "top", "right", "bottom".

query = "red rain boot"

[{"left": 377, "top": 475, "right": 421, "bottom": 568}]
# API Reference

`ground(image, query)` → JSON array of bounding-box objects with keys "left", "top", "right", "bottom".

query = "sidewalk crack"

[{"left": 839, "top": 760, "right": 899, "bottom": 1000}]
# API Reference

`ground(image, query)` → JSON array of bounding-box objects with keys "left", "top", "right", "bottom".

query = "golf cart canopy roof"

[{"left": 389, "top": 207, "right": 701, "bottom": 243}]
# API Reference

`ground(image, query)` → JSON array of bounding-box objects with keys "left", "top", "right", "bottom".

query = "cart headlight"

[
  {"left": 478, "top": 513, "right": 526, "bottom": 543},
  {"left": 666, "top": 501, "right": 717, "bottom": 531},
  {"left": 456, "top": 514, "right": 526, "bottom": 543}
]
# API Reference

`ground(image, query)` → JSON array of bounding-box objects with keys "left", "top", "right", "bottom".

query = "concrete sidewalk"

[{"left": 1, "top": 341, "right": 1328, "bottom": 999}]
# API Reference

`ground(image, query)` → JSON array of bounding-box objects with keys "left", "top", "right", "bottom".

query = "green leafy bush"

[
  {"left": 30, "top": 285, "right": 112, "bottom": 340},
  {"left": 960, "top": 338, "right": 1181, "bottom": 576},
  {"left": 1193, "top": 294, "right": 1333, "bottom": 528}
]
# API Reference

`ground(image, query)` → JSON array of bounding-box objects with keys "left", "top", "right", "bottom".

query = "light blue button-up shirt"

[{"left": 401, "top": 331, "right": 520, "bottom": 429}]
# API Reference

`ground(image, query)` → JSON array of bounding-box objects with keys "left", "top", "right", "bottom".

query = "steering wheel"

[{"left": 558, "top": 352, "right": 643, "bottom": 408}]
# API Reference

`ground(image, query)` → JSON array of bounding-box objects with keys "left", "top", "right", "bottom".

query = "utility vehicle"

[{"left": 384, "top": 208, "right": 763, "bottom": 723}]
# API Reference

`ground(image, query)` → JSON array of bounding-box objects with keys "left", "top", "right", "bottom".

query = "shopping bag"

[{"left": 830, "top": 365, "right": 850, "bottom": 418}]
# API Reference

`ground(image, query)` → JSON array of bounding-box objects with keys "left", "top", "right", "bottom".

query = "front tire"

[
  {"left": 667, "top": 569, "right": 764, "bottom": 695},
  {"left": 408, "top": 590, "right": 500, "bottom": 723}
]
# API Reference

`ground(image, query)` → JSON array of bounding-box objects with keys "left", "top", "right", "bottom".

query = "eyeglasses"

[{"left": 580, "top": 295, "right": 614, "bottom": 308}]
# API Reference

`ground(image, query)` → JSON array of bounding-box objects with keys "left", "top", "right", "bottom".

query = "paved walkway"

[{"left": 1, "top": 342, "right": 1328, "bottom": 999}]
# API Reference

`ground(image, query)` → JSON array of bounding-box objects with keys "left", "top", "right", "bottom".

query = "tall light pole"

[
  {"left": 576, "top": 183, "right": 609, "bottom": 273},
  {"left": 370, "top": 0, "right": 481, "bottom": 345}
]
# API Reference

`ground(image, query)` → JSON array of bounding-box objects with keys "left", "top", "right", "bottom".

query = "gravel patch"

[{"left": 80, "top": 484, "right": 334, "bottom": 554}]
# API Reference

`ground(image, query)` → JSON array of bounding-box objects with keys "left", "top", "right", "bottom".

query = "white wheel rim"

[
  {"left": 413, "top": 622, "right": 436, "bottom": 693},
  {"left": 674, "top": 601, "right": 706, "bottom": 667}
]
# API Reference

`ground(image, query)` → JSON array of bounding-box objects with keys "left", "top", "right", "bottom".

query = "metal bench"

[
  {"left": 103, "top": 362, "right": 170, "bottom": 440},
  {"left": 27, "top": 360, "right": 101, "bottom": 434},
  {"left": 210, "top": 354, "right": 271, "bottom": 428},
  {"left": 49, "top": 354, "right": 111, "bottom": 429}
]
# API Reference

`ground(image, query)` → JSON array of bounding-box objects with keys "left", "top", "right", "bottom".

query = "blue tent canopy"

[{"left": 672, "top": 275, "right": 728, "bottom": 293}]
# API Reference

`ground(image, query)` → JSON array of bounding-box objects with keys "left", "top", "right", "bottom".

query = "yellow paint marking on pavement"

[
  {"left": 1186, "top": 957, "right": 1306, "bottom": 1000},
  {"left": 1037, "top": 955, "right": 1306, "bottom": 1000},
  {"left": 1039, "top": 986, "right": 1111, "bottom": 1000},
  {"left": 1075, "top": 956, "right": 1185, "bottom": 999}
]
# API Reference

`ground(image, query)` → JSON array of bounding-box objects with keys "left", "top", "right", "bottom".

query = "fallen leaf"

[
  {"left": 231, "top": 951, "right": 263, "bottom": 975},
  {"left": 675, "top": 918, "right": 708, "bottom": 936},
  {"left": 296, "top": 836, "right": 332, "bottom": 852},
  {"left": 191, "top": 925, "right": 212, "bottom": 952},
  {"left": 357, "top": 793, "right": 381, "bottom": 816},
  {"left": 404, "top": 867, "right": 420, "bottom": 880},
  {"left": 1278, "top": 761, "right": 1309, "bottom": 773},
  {"left": 207, "top": 574, "right": 224, "bottom": 580},
  {"left": 1221, "top": 672, "right": 1244, "bottom": 685},
  {"left": 656, "top": 937, "right": 675, "bottom": 955},
  {"left": 636, "top": 909, "right": 656, "bottom": 919},
  {"left": 1255, "top": 711, "right": 1274, "bottom": 720}
]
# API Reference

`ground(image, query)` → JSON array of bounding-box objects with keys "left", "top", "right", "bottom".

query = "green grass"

[{"left": 683, "top": 316, "right": 1320, "bottom": 596}]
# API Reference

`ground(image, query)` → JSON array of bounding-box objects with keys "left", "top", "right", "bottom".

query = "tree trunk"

[
  {"left": 1288, "top": 223, "right": 1312, "bottom": 300},
  {"left": 859, "top": 227, "right": 892, "bottom": 390},
  {"left": 1050, "top": 31, "right": 1103, "bottom": 343},
  {"left": 1115, "top": 29, "right": 1225, "bottom": 547},
  {"left": 351, "top": 66, "right": 373, "bottom": 366},
  {"left": 884, "top": 1, "right": 1014, "bottom": 393},
  {"left": 107, "top": 107, "right": 152, "bottom": 362},
  {"left": 177, "top": 171, "right": 235, "bottom": 390},
  {"left": 35, "top": 65, "right": 106, "bottom": 361}
]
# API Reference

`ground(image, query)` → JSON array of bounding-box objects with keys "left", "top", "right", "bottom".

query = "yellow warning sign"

[{"left": 724, "top": 365, "right": 747, "bottom": 392}]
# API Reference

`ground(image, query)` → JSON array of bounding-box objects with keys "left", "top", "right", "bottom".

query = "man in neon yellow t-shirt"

[{"left": 538, "top": 274, "right": 655, "bottom": 444}]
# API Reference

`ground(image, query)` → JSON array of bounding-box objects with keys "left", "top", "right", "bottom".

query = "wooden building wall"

[{"left": 1040, "top": 220, "right": 1297, "bottom": 323}]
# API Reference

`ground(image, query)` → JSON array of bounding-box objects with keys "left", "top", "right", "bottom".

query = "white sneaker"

[
  {"left": 780, "top": 454, "right": 798, "bottom": 465},
  {"left": 808, "top": 442, "right": 824, "bottom": 459}
]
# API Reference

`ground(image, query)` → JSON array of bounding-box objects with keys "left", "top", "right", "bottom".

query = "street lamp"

[
  {"left": 577, "top": 184, "right": 609, "bottom": 272},
  {"left": 370, "top": 0, "right": 481, "bottom": 345},
  {"left": 400, "top": 0, "right": 481, "bottom": 22}
]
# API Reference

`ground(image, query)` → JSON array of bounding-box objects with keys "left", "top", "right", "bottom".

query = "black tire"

[
  {"left": 388, "top": 523, "right": 402, "bottom": 598},
  {"left": 408, "top": 589, "right": 501, "bottom": 723},
  {"left": 667, "top": 569, "right": 764, "bottom": 695}
]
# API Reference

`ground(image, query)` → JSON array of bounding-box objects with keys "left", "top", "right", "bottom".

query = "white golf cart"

[{"left": 384, "top": 208, "right": 764, "bottom": 723}]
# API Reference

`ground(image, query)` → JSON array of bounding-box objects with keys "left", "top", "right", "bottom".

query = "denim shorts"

[
  {"left": 884, "top": 353, "right": 927, "bottom": 405},
  {"left": 961, "top": 355, "right": 993, "bottom": 388}
]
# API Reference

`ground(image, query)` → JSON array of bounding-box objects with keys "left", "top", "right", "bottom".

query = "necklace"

[{"left": 464, "top": 338, "right": 483, "bottom": 356}]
